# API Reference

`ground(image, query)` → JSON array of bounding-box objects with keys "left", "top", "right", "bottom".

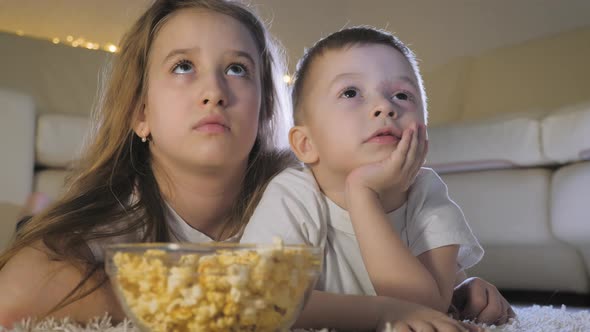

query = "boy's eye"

[
  {"left": 392, "top": 92, "right": 411, "bottom": 101},
  {"left": 226, "top": 63, "right": 248, "bottom": 77},
  {"left": 172, "top": 60, "right": 194, "bottom": 74},
  {"left": 341, "top": 88, "right": 358, "bottom": 98}
]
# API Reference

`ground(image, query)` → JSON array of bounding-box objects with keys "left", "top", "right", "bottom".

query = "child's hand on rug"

[
  {"left": 450, "top": 277, "right": 516, "bottom": 325},
  {"left": 379, "top": 298, "right": 483, "bottom": 332}
]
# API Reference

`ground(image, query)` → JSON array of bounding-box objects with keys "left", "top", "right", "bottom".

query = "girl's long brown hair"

[{"left": 0, "top": 0, "right": 296, "bottom": 314}]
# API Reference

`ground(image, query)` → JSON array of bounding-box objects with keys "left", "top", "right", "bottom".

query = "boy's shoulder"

[
  {"left": 269, "top": 167, "right": 321, "bottom": 192},
  {"left": 414, "top": 167, "right": 441, "bottom": 185},
  {"left": 409, "top": 167, "right": 447, "bottom": 196}
]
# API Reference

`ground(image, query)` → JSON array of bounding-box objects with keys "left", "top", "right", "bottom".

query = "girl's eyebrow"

[
  {"left": 161, "top": 48, "right": 256, "bottom": 67},
  {"left": 227, "top": 50, "right": 257, "bottom": 68},
  {"left": 162, "top": 47, "right": 200, "bottom": 64}
]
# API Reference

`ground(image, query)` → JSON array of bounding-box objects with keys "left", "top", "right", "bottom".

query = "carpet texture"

[{"left": 1, "top": 305, "right": 588, "bottom": 332}]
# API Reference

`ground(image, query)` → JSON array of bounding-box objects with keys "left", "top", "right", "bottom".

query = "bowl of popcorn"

[{"left": 105, "top": 240, "right": 322, "bottom": 332}]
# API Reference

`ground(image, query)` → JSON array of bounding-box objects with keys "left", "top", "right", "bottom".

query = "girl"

[{"left": 0, "top": 0, "right": 295, "bottom": 326}]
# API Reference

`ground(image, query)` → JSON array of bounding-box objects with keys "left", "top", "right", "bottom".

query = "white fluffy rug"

[{"left": 1, "top": 305, "right": 589, "bottom": 332}]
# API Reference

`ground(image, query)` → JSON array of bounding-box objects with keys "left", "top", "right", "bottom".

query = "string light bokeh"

[
  {"left": 9, "top": 30, "right": 118, "bottom": 53},
  {"left": 7, "top": 30, "right": 296, "bottom": 83}
]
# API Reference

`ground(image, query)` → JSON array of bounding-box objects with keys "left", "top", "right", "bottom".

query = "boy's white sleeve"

[
  {"left": 241, "top": 168, "right": 328, "bottom": 248},
  {"left": 406, "top": 168, "right": 484, "bottom": 270}
]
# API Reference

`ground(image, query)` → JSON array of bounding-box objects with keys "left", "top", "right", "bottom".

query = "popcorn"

[{"left": 111, "top": 241, "right": 320, "bottom": 332}]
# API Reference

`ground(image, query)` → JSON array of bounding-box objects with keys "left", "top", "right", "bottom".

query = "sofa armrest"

[
  {"left": 0, "top": 89, "right": 36, "bottom": 205},
  {"left": 0, "top": 201, "right": 21, "bottom": 251}
]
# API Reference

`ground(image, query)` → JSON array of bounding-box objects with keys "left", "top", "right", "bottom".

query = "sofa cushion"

[
  {"left": 442, "top": 168, "right": 589, "bottom": 292},
  {"left": 36, "top": 113, "right": 89, "bottom": 167},
  {"left": 426, "top": 114, "right": 550, "bottom": 174},
  {"left": 34, "top": 169, "right": 71, "bottom": 201},
  {"left": 542, "top": 101, "right": 590, "bottom": 164},
  {"left": 0, "top": 89, "right": 36, "bottom": 205},
  {"left": 551, "top": 161, "right": 590, "bottom": 269},
  {"left": 441, "top": 168, "right": 554, "bottom": 245},
  {"left": 468, "top": 244, "right": 589, "bottom": 293}
]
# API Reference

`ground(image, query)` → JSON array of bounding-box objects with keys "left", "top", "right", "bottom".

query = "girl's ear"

[
  {"left": 289, "top": 126, "right": 319, "bottom": 164},
  {"left": 133, "top": 104, "right": 150, "bottom": 140}
]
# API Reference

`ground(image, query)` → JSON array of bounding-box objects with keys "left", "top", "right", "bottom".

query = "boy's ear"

[
  {"left": 132, "top": 104, "right": 150, "bottom": 139},
  {"left": 289, "top": 126, "right": 319, "bottom": 164}
]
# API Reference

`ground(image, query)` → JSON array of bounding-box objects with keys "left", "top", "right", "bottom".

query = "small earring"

[{"left": 141, "top": 136, "right": 147, "bottom": 143}]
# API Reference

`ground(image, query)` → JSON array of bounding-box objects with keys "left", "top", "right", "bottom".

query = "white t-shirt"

[
  {"left": 241, "top": 167, "right": 484, "bottom": 295},
  {"left": 88, "top": 201, "right": 239, "bottom": 261}
]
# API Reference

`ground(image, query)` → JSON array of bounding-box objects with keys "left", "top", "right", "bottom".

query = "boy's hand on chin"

[{"left": 346, "top": 124, "right": 428, "bottom": 200}]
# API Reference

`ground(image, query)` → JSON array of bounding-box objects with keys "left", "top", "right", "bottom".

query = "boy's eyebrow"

[
  {"left": 162, "top": 48, "right": 256, "bottom": 67},
  {"left": 397, "top": 75, "right": 420, "bottom": 92},
  {"left": 329, "top": 73, "right": 419, "bottom": 91},
  {"left": 328, "top": 72, "right": 362, "bottom": 88}
]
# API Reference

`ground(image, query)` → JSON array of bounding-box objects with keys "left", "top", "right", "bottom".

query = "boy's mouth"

[{"left": 365, "top": 128, "right": 402, "bottom": 143}]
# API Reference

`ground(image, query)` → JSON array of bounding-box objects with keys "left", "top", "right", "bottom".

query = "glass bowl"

[{"left": 105, "top": 241, "right": 322, "bottom": 332}]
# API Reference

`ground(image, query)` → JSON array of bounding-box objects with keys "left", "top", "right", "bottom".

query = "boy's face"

[{"left": 300, "top": 44, "right": 426, "bottom": 176}]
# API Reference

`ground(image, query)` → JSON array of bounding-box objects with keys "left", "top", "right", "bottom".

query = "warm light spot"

[
  {"left": 283, "top": 75, "right": 292, "bottom": 84},
  {"left": 13, "top": 32, "right": 117, "bottom": 53}
]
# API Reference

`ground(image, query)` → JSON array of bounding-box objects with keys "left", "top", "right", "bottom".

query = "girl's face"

[{"left": 139, "top": 8, "right": 262, "bottom": 173}]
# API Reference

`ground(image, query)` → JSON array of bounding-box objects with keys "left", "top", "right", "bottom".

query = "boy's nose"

[
  {"left": 202, "top": 97, "right": 225, "bottom": 107},
  {"left": 373, "top": 110, "right": 395, "bottom": 118}
]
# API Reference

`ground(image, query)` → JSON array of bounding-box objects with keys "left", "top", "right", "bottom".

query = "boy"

[{"left": 242, "top": 26, "right": 512, "bottom": 326}]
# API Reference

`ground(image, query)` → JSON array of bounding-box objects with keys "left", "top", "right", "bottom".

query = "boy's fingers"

[
  {"left": 393, "top": 128, "right": 413, "bottom": 167},
  {"left": 508, "top": 306, "right": 516, "bottom": 318},
  {"left": 461, "top": 321, "right": 484, "bottom": 332},
  {"left": 388, "top": 322, "right": 411, "bottom": 332},
  {"left": 401, "top": 127, "right": 418, "bottom": 171},
  {"left": 405, "top": 126, "right": 426, "bottom": 181},
  {"left": 419, "top": 125, "right": 428, "bottom": 162}
]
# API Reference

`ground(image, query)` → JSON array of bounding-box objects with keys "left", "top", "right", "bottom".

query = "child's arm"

[
  {"left": 0, "top": 242, "right": 123, "bottom": 328},
  {"left": 347, "top": 184, "right": 458, "bottom": 312},
  {"left": 294, "top": 290, "right": 480, "bottom": 332},
  {"left": 346, "top": 125, "right": 458, "bottom": 312}
]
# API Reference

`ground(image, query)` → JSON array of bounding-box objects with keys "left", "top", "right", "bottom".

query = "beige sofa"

[
  {"left": 425, "top": 103, "right": 590, "bottom": 294},
  {"left": 1, "top": 87, "right": 589, "bottom": 296}
]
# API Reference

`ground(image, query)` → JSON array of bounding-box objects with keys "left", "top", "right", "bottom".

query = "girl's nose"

[
  {"left": 200, "top": 73, "right": 227, "bottom": 108},
  {"left": 202, "top": 97, "right": 225, "bottom": 107}
]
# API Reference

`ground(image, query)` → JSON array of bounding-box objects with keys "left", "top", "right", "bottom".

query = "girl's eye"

[
  {"left": 341, "top": 88, "right": 359, "bottom": 98},
  {"left": 172, "top": 60, "right": 194, "bottom": 74},
  {"left": 226, "top": 63, "right": 248, "bottom": 77}
]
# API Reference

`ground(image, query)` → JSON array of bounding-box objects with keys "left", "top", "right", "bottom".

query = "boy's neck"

[
  {"left": 311, "top": 166, "right": 408, "bottom": 213},
  {"left": 153, "top": 160, "right": 247, "bottom": 240}
]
